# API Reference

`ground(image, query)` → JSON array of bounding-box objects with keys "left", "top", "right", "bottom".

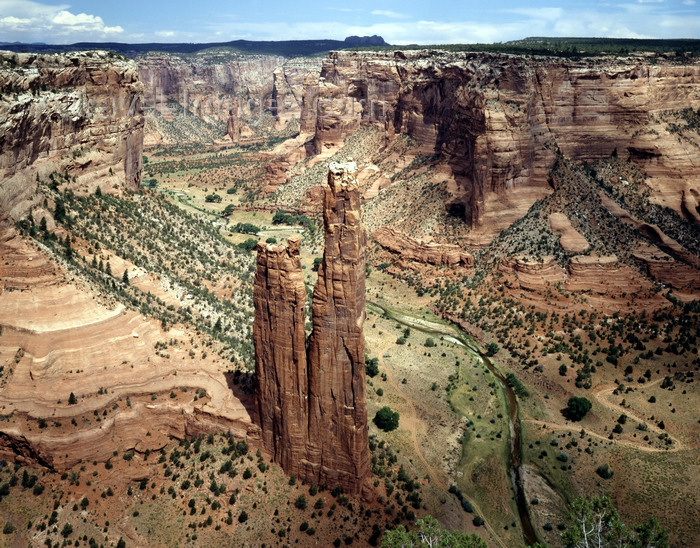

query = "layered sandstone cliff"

[
  {"left": 307, "top": 50, "right": 700, "bottom": 229},
  {"left": 373, "top": 226, "right": 474, "bottom": 267},
  {"left": 137, "top": 52, "right": 285, "bottom": 143},
  {"left": 253, "top": 163, "right": 370, "bottom": 494},
  {"left": 0, "top": 50, "right": 144, "bottom": 222}
]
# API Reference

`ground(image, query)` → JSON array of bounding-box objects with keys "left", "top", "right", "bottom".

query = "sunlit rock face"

[
  {"left": 307, "top": 50, "right": 700, "bottom": 228},
  {"left": 254, "top": 163, "right": 370, "bottom": 495},
  {"left": 0, "top": 50, "right": 144, "bottom": 221}
]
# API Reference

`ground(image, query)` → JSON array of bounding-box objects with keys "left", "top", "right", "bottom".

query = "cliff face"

[
  {"left": 254, "top": 163, "right": 370, "bottom": 494},
  {"left": 0, "top": 50, "right": 144, "bottom": 221},
  {"left": 308, "top": 50, "right": 700, "bottom": 227},
  {"left": 253, "top": 235, "right": 309, "bottom": 474},
  {"left": 271, "top": 57, "right": 323, "bottom": 129},
  {"left": 137, "top": 52, "right": 285, "bottom": 143},
  {"left": 305, "top": 162, "right": 370, "bottom": 492}
]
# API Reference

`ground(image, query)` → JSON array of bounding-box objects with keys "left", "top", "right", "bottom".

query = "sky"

[{"left": 1, "top": 0, "right": 699, "bottom": 45}]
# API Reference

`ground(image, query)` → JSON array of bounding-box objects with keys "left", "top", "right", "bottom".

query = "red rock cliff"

[
  {"left": 0, "top": 50, "right": 144, "bottom": 222},
  {"left": 253, "top": 162, "right": 370, "bottom": 494},
  {"left": 308, "top": 50, "right": 700, "bottom": 228},
  {"left": 305, "top": 162, "right": 370, "bottom": 494},
  {"left": 253, "top": 235, "right": 309, "bottom": 474}
]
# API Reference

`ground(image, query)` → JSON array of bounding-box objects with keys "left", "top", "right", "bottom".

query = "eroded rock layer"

[
  {"left": 308, "top": 50, "right": 700, "bottom": 227},
  {"left": 305, "top": 162, "right": 370, "bottom": 494},
  {"left": 253, "top": 235, "right": 309, "bottom": 475},
  {"left": 0, "top": 50, "right": 144, "bottom": 221},
  {"left": 372, "top": 226, "right": 474, "bottom": 267},
  {"left": 254, "top": 163, "right": 370, "bottom": 494}
]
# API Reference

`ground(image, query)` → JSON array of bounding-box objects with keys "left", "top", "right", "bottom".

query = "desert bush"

[
  {"left": 373, "top": 407, "right": 399, "bottom": 432},
  {"left": 565, "top": 397, "right": 592, "bottom": 421}
]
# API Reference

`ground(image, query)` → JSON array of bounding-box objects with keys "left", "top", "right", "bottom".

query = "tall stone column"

[
  {"left": 305, "top": 161, "right": 370, "bottom": 494},
  {"left": 252, "top": 162, "right": 370, "bottom": 495},
  {"left": 253, "top": 235, "right": 309, "bottom": 474}
]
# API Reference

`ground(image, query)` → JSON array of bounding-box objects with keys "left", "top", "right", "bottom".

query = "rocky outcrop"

[
  {"left": 0, "top": 50, "right": 144, "bottom": 222},
  {"left": 372, "top": 226, "right": 474, "bottom": 267},
  {"left": 305, "top": 162, "right": 370, "bottom": 493},
  {"left": 566, "top": 254, "right": 646, "bottom": 294},
  {"left": 548, "top": 212, "right": 590, "bottom": 254},
  {"left": 253, "top": 162, "right": 370, "bottom": 494},
  {"left": 499, "top": 255, "right": 566, "bottom": 291},
  {"left": 253, "top": 235, "right": 309, "bottom": 475},
  {"left": 307, "top": 50, "right": 700, "bottom": 228},
  {"left": 634, "top": 245, "right": 700, "bottom": 291}
]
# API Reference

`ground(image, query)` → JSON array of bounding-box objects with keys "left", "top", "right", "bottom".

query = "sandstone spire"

[
  {"left": 253, "top": 162, "right": 370, "bottom": 494},
  {"left": 253, "top": 235, "right": 309, "bottom": 474},
  {"left": 305, "top": 161, "right": 370, "bottom": 493}
]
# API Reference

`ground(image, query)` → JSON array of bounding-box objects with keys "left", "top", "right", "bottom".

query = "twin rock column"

[{"left": 253, "top": 162, "right": 370, "bottom": 494}]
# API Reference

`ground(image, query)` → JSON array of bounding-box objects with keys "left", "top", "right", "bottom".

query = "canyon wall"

[
  {"left": 307, "top": 50, "right": 700, "bottom": 227},
  {"left": 0, "top": 50, "right": 144, "bottom": 222},
  {"left": 253, "top": 163, "right": 370, "bottom": 494},
  {"left": 137, "top": 52, "right": 286, "bottom": 143}
]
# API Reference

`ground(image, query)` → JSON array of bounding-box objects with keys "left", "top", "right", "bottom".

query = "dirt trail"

[
  {"left": 523, "top": 378, "right": 682, "bottom": 453},
  {"left": 373, "top": 328, "right": 510, "bottom": 548}
]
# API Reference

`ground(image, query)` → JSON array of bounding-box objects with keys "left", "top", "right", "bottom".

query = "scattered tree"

[
  {"left": 381, "top": 515, "right": 487, "bottom": 548},
  {"left": 565, "top": 397, "right": 592, "bottom": 421},
  {"left": 562, "top": 495, "right": 668, "bottom": 548},
  {"left": 365, "top": 356, "right": 379, "bottom": 378},
  {"left": 374, "top": 406, "right": 400, "bottom": 432},
  {"left": 485, "top": 343, "right": 499, "bottom": 356}
]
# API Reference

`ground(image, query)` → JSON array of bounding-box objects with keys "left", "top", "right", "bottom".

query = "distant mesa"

[
  {"left": 0, "top": 36, "right": 388, "bottom": 57},
  {"left": 344, "top": 35, "right": 388, "bottom": 47}
]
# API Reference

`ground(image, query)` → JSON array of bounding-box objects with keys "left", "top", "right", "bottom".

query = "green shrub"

[
  {"left": 365, "top": 356, "right": 379, "bottom": 377},
  {"left": 237, "top": 238, "right": 258, "bottom": 252},
  {"left": 565, "top": 397, "right": 592, "bottom": 421},
  {"left": 295, "top": 495, "right": 307, "bottom": 510},
  {"left": 596, "top": 464, "right": 614, "bottom": 479},
  {"left": 373, "top": 407, "right": 399, "bottom": 432},
  {"left": 485, "top": 343, "right": 499, "bottom": 356}
]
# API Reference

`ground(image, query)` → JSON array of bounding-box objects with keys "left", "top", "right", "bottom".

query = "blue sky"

[{"left": 1, "top": 0, "right": 699, "bottom": 44}]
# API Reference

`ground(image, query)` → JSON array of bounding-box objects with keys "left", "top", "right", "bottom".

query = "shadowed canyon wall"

[
  {"left": 254, "top": 163, "right": 370, "bottom": 494},
  {"left": 307, "top": 50, "right": 700, "bottom": 227},
  {"left": 0, "top": 50, "right": 144, "bottom": 222}
]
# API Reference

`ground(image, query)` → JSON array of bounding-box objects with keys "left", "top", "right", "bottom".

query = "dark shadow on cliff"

[{"left": 224, "top": 370, "right": 256, "bottom": 417}]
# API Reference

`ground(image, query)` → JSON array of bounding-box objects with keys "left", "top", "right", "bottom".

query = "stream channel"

[{"left": 367, "top": 302, "right": 538, "bottom": 546}]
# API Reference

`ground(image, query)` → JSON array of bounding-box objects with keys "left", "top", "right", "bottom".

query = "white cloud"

[
  {"left": 370, "top": 10, "right": 410, "bottom": 19},
  {"left": 505, "top": 7, "right": 564, "bottom": 20},
  {"left": 682, "top": 0, "right": 695, "bottom": 5},
  {"left": 155, "top": 30, "right": 176, "bottom": 38},
  {"left": 0, "top": 0, "right": 124, "bottom": 43}
]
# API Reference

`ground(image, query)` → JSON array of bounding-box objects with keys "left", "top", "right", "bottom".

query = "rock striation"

[
  {"left": 306, "top": 50, "right": 700, "bottom": 229},
  {"left": 253, "top": 162, "right": 370, "bottom": 494},
  {"left": 0, "top": 50, "right": 144, "bottom": 222},
  {"left": 253, "top": 235, "right": 309, "bottom": 475},
  {"left": 372, "top": 226, "right": 474, "bottom": 267},
  {"left": 305, "top": 162, "right": 370, "bottom": 492}
]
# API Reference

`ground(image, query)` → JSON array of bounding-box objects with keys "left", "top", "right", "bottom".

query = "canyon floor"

[{"left": 1, "top": 116, "right": 699, "bottom": 548}]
